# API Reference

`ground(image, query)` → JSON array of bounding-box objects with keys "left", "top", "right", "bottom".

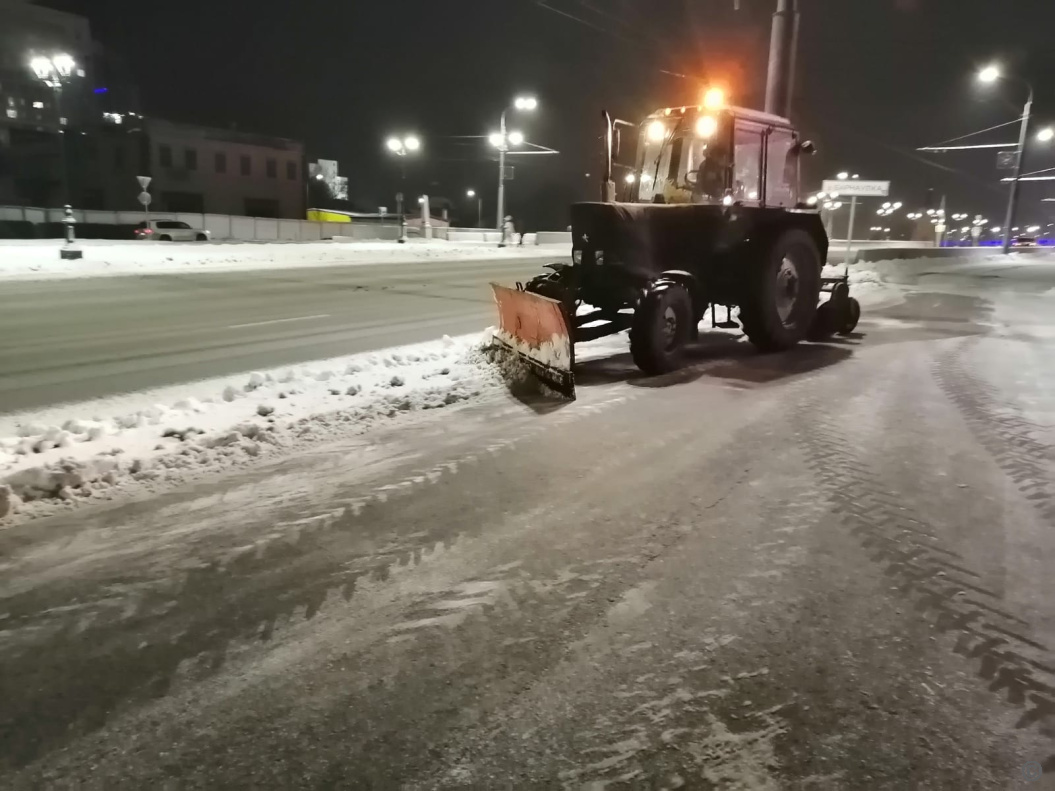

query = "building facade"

[
  {"left": 0, "top": 0, "right": 307, "bottom": 219},
  {"left": 93, "top": 116, "right": 306, "bottom": 218}
]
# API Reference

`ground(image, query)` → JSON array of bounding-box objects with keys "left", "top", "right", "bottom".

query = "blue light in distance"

[{"left": 93, "top": 87, "right": 109, "bottom": 94}]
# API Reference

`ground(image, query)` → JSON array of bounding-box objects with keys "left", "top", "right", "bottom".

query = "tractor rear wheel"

[
  {"left": 740, "top": 229, "right": 821, "bottom": 352},
  {"left": 630, "top": 285, "right": 693, "bottom": 375}
]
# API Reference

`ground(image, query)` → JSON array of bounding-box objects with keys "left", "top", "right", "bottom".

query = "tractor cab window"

[
  {"left": 636, "top": 120, "right": 675, "bottom": 203},
  {"left": 766, "top": 128, "right": 798, "bottom": 207},
  {"left": 733, "top": 122, "right": 764, "bottom": 204},
  {"left": 685, "top": 135, "right": 731, "bottom": 204}
]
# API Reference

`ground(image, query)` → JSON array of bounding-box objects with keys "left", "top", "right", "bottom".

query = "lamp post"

[
  {"left": 493, "top": 95, "right": 537, "bottom": 246},
  {"left": 978, "top": 64, "right": 1037, "bottom": 254},
  {"left": 466, "top": 189, "right": 483, "bottom": 227},
  {"left": 29, "top": 53, "right": 78, "bottom": 208},
  {"left": 385, "top": 134, "right": 421, "bottom": 243}
]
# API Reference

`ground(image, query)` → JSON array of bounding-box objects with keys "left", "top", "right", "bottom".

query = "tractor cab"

[{"left": 623, "top": 105, "right": 811, "bottom": 210}]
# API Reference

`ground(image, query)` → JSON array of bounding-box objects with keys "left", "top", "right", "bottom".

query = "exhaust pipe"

[{"left": 602, "top": 110, "right": 615, "bottom": 203}]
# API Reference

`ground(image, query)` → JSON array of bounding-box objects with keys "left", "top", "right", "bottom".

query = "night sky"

[{"left": 42, "top": 0, "right": 1055, "bottom": 230}]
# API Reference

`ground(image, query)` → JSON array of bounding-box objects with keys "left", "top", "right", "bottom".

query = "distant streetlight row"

[{"left": 382, "top": 95, "right": 540, "bottom": 244}]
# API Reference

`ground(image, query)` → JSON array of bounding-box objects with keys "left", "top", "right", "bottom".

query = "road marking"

[{"left": 227, "top": 314, "right": 330, "bottom": 330}]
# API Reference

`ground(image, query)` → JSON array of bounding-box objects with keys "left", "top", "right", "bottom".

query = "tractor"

[{"left": 491, "top": 99, "right": 860, "bottom": 397}]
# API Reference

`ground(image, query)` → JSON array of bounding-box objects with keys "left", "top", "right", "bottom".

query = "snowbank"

[
  {"left": 0, "top": 333, "right": 502, "bottom": 522},
  {"left": 0, "top": 239, "right": 560, "bottom": 282}
]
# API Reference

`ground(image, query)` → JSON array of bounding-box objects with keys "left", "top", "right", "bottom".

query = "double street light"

[
  {"left": 29, "top": 53, "right": 79, "bottom": 207},
  {"left": 491, "top": 95, "right": 537, "bottom": 246},
  {"left": 385, "top": 134, "right": 422, "bottom": 243}
]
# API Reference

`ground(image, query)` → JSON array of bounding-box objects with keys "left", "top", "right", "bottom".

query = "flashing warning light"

[
  {"left": 93, "top": 87, "right": 109, "bottom": 94},
  {"left": 703, "top": 87, "right": 726, "bottom": 111}
]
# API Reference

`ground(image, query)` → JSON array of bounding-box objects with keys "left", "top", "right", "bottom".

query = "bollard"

[{"left": 60, "top": 204, "right": 83, "bottom": 260}]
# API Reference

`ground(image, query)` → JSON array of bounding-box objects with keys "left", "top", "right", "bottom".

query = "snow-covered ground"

[
  {"left": 0, "top": 238, "right": 560, "bottom": 281},
  {"left": 0, "top": 333, "right": 510, "bottom": 522},
  {"left": 0, "top": 259, "right": 907, "bottom": 525}
]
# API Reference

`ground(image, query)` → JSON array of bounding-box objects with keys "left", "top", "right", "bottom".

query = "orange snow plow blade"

[{"left": 490, "top": 283, "right": 575, "bottom": 398}]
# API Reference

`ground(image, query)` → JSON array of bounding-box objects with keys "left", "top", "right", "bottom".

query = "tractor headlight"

[
  {"left": 696, "top": 115, "right": 718, "bottom": 138},
  {"left": 594, "top": 251, "right": 605, "bottom": 266},
  {"left": 572, "top": 249, "right": 583, "bottom": 265}
]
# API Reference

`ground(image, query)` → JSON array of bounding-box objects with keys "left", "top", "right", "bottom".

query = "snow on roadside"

[
  {"left": 0, "top": 333, "right": 504, "bottom": 523},
  {"left": 0, "top": 239, "right": 561, "bottom": 282},
  {"left": 822, "top": 262, "right": 898, "bottom": 305}
]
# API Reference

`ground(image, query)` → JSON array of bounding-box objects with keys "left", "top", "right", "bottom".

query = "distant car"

[
  {"left": 134, "top": 220, "right": 210, "bottom": 242},
  {"left": 1012, "top": 235, "right": 1038, "bottom": 247}
]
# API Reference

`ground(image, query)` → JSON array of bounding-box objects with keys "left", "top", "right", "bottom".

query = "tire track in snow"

[
  {"left": 795, "top": 358, "right": 1055, "bottom": 777},
  {"left": 933, "top": 337, "right": 1055, "bottom": 527}
]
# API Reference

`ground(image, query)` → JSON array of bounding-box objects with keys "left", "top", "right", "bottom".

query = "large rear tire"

[
  {"left": 739, "top": 229, "right": 821, "bottom": 352},
  {"left": 630, "top": 285, "right": 693, "bottom": 375}
]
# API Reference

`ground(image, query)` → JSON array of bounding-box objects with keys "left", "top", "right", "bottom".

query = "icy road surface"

[
  {"left": 0, "top": 252, "right": 561, "bottom": 414},
  {"left": 3, "top": 256, "right": 1055, "bottom": 788}
]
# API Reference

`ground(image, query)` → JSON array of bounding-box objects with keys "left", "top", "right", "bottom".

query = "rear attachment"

[{"left": 490, "top": 283, "right": 576, "bottom": 398}]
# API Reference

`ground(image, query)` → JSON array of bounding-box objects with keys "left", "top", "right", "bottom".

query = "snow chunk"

[
  {"left": 0, "top": 332, "right": 503, "bottom": 521},
  {"left": 0, "top": 485, "right": 21, "bottom": 518}
]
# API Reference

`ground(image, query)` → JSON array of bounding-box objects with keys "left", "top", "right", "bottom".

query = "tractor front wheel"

[
  {"left": 630, "top": 285, "right": 693, "bottom": 375},
  {"left": 740, "top": 229, "right": 822, "bottom": 351}
]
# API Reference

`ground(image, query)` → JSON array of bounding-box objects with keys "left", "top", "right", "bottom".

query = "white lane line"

[{"left": 227, "top": 313, "right": 331, "bottom": 330}]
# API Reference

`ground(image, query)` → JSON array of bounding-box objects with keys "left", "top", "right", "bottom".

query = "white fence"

[
  {"left": 0, "top": 205, "right": 413, "bottom": 243},
  {"left": 0, "top": 206, "right": 575, "bottom": 245}
]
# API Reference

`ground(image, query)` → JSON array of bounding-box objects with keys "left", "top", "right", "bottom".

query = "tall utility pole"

[
  {"left": 1002, "top": 90, "right": 1033, "bottom": 254},
  {"left": 764, "top": 0, "right": 800, "bottom": 119}
]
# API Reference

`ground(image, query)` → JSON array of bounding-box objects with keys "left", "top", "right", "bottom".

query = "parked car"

[
  {"left": 1012, "top": 235, "right": 1038, "bottom": 247},
  {"left": 134, "top": 220, "right": 210, "bottom": 242}
]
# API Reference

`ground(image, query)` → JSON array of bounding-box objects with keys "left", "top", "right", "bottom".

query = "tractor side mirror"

[
  {"left": 685, "top": 169, "right": 698, "bottom": 186},
  {"left": 793, "top": 140, "right": 817, "bottom": 156},
  {"left": 614, "top": 128, "right": 622, "bottom": 160}
]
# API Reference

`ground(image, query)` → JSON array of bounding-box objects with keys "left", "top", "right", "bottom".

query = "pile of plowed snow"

[{"left": 0, "top": 333, "right": 502, "bottom": 522}]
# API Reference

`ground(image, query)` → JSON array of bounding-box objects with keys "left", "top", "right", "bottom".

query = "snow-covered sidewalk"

[
  {"left": 0, "top": 333, "right": 510, "bottom": 522},
  {"left": 0, "top": 239, "right": 560, "bottom": 281}
]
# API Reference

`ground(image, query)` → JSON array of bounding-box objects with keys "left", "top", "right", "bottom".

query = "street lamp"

[
  {"left": 386, "top": 134, "right": 422, "bottom": 243},
  {"left": 977, "top": 63, "right": 1037, "bottom": 253},
  {"left": 466, "top": 188, "right": 483, "bottom": 227},
  {"left": 1039, "top": 127, "right": 1055, "bottom": 143},
  {"left": 494, "top": 95, "right": 537, "bottom": 246},
  {"left": 28, "top": 52, "right": 79, "bottom": 208}
]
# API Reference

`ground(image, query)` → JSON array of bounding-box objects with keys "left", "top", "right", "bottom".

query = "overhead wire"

[
  {"left": 532, "top": 0, "right": 692, "bottom": 80},
  {"left": 923, "top": 117, "right": 1025, "bottom": 149}
]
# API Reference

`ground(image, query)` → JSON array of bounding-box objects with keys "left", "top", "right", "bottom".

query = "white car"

[{"left": 134, "top": 220, "right": 210, "bottom": 242}]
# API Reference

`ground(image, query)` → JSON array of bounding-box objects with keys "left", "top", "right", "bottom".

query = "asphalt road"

[
  {"left": 3, "top": 257, "right": 1055, "bottom": 787},
  {"left": 0, "top": 255, "right": 558, "bottom": 415}
]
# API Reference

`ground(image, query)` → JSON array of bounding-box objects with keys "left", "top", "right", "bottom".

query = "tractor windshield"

[{"left": 633, "top": 110, "right": 731, "bottom": 205}]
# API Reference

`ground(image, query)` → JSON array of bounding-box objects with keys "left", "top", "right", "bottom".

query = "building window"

[
  {"left": 159, "top": 144, "right": 172, "bottom": 168},
  {"left": 240, "top": 154, "right": 251, "bottom": 176},
  {"left": 185, "top": 148, "right": 197, "bottom": 170},
  {"left": 215, "top": 152, "right": 226, "bottom": 174},
  {"left": 286, "top": 161, "right": 297, "bottom": 181},
  {"left": 266, "top": 158, "right": 277, "bottom": 179}
]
